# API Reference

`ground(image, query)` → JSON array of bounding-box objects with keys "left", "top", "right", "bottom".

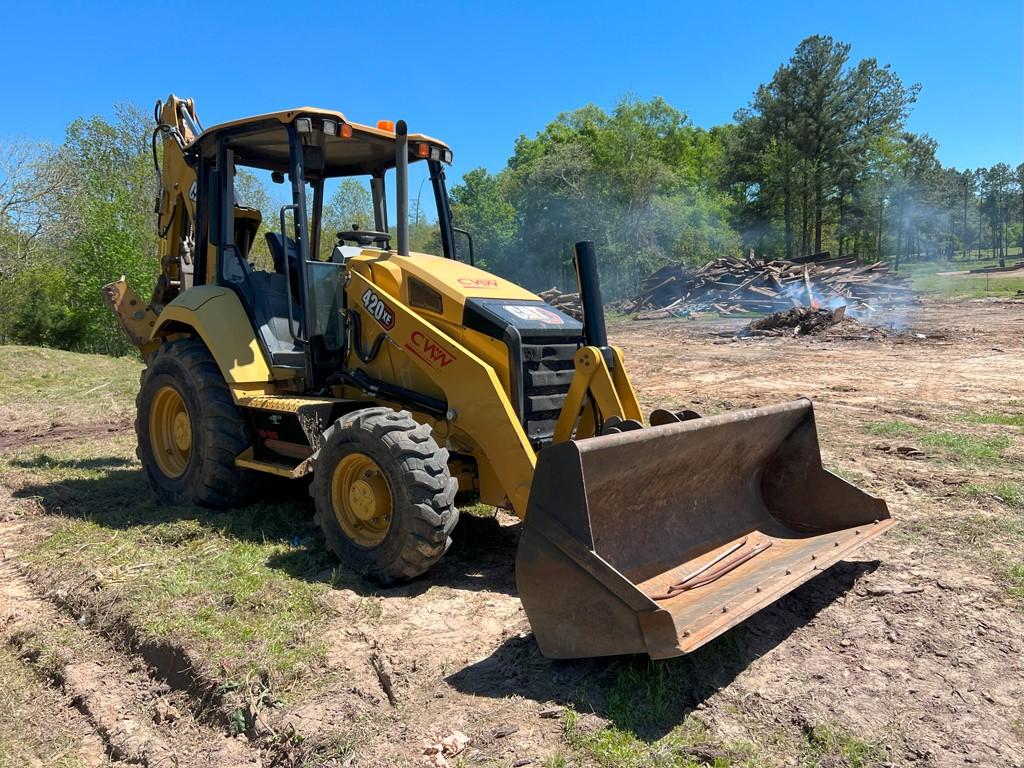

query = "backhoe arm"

[
  {"left": 103, "top": 96, "right": 201, "bottom": 354},
  {"left": 150, "top": 96, "right": 202, "bottom": 310}
]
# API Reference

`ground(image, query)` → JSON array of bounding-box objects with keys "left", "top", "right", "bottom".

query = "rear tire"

[
  {"left": 136, "top": 338, "right": 254, "bottom": 507},
  {"left": 312, "top": 407, "right": 458, "bottom": 583}
]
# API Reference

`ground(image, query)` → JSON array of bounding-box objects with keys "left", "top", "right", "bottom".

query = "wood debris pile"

[
  {"left": 538, "top": 287, "right": 583, "bottom": 321},
  {"left": 620, "top": 252, "right": 914, "bottom": 319},
  {"left": 738, "top": 306, "right": 846, "bottom": 338}
]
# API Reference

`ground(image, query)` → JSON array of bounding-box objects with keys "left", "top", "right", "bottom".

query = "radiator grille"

[{"left": 520, "top": 337, "right": 578, "bottom": 447}]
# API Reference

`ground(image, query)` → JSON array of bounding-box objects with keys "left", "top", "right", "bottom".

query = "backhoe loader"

[{"left": 103, "top": 96, "right": 893, "bottom": 659}]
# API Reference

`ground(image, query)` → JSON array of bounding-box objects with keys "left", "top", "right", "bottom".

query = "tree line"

[
  {"left": 0, "top": 35, "right": 1020, "bottom": 355},
  {"left": 452, "top": 36, "right": 1024, "bottom": 294}
]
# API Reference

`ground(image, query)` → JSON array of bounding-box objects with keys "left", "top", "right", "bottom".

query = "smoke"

[{"left": 773, "top": 269, "right": 917, "bottom": 331}]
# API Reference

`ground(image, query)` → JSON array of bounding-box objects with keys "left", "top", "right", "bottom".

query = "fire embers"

[{"left": 739, "top": 305, "right": 847, "bottom": 337}]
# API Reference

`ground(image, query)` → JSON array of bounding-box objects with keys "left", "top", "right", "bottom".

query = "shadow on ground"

[
  {"left": 10, "top": 455, "right": 519, "bottom": 596},
  {"left": 446, "top": 559, "right": 877, "bottom": 741},
  {"left": 11, "top": 451, "right": 879, "bottom": 742}
]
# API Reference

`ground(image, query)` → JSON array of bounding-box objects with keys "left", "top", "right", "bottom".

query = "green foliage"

[
  {"left": 235, "top": 168, "right": 277, "bottom": 269},
  {"left": 801, "top": 723, "right": 883, "bottom": 767},
  {"left": 1008, "top": 564, "right": 1024, "bottom": 603},
  {"left": 0, "top": 104, "right": 157, "bottom": 355},
  {"left": 449, "top": 167, "right": 517, "bottom": 271},
  {"left": 0, "top": 262, "right": 87, "bottom": 348},
  {"left": 323, "top": 180, "right": 374, "bottom": 239},
  {"left": 728, "top": 35, "right": 919, "bottom": 261},
  {"left": 449, "top": 95, "right": 738, "bottom": 299},
  {"left": 1, "top": 36, "right": 1021, "bottom": 349}
]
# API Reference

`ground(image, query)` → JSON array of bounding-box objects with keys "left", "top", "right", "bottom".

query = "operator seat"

[
  {"left": 265, "top": 232, "right": 302, "bottom": 299},
  {"left": 241, "top": 233, "right": 304, "bottom": 368}
]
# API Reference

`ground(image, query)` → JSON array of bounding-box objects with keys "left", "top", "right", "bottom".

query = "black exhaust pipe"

[
  {"left": 574, "top": 241, "right": 608, "bottom": 350},
  {"left": 395, "top": 120, "right": 409, "bottom": 256}
]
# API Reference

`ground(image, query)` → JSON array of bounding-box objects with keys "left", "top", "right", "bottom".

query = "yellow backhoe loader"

[{"left": 104, "top": 96, "right": 893, "bottom": 659}]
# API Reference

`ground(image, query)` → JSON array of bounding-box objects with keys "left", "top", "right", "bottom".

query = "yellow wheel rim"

[
  {"left": 149, "top": 385, "right": 192, "bottom": 479},
  {"left": 331, "top": 453, "right": 393, "bottom": 548}
]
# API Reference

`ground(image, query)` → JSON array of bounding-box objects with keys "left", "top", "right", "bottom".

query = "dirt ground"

[{"left": 1, "top": 297, "right": 1022, "bottom": 768}]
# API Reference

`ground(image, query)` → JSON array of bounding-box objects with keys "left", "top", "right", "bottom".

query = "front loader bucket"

[{"left": 515, "top": 399, "right": 893, "bottom": 659}]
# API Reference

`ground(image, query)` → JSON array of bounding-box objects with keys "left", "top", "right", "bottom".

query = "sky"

[{"left": 1, "top": 0, "right": 1021, "bottom": 186}]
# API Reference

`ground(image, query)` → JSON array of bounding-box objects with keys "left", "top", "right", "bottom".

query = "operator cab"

[{"left": 189, "top": 110, "right": 458, "bottom": 385}]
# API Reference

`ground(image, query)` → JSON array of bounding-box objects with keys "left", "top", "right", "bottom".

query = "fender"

[{"left": 150, "top": 286, "right": 272, "bottom": 385}]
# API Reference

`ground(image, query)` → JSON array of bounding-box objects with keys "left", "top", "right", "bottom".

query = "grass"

[
  {"left": 560, "top": 705, "right": 885, "bottom": 768},
  {"left": 801, "top": 724, "right": 883, "bottom": 768},
  {"left": 900, "top": 252, "right": 1024, "bottom": 299},
  {"left": 0, "top": 345, "right": 141, "bottom": 430},
  {"left": 865, "top": 419, "right": 1015, "bottom": 465},
  {"left": 0, "top": 351, "right": 346, "bottom": 691},
  {"left": 959, "top": 411, "right": 1024, "bottom": 429},
  {"left": 918, "top": 431, "right": 1011, "bottom": 464},
  {"left": 962, "top": 482, "right": 1024, "bottom": 509},
  {"left": 0, "top": 647, "right": 89, "bottom": 768},
  {"left": 864, "top": 420, "right": 919, "bottom": 438},
  {"left": 1007, "top": 565, "right": 1024, "bottom": 603},
  {"left": 2, "top": 437, "right": 340, "bottom": 697},
  {"left": 556, "top": 638, "right": 876, "bottom": 767},
  {"left": 7, "top": 618, "right": 102, "bottom": 683},
  {"left": 898, "top": 506, "right": 1024, "bottom": 610},
  {"left": 994, "top": 482, "right": 1024, "bottom": 508},
  {"left": 911, "top": 273, "right": 1024, "bottom": 299},
  {"left": 562, "top": 708, "right": 729, "bottom": 768}
]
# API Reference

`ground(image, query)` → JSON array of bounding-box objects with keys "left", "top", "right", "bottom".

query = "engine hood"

[
  {"left": 394, "top": 252, "right": 538, "bottom": 303},
  {"left": 349, "top": 250, "right": 581, "bottom": 340}
]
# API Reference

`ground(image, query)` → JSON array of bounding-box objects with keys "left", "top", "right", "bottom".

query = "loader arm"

[{"left": 346, "top": 271, "right": 538, "bottom": 516}]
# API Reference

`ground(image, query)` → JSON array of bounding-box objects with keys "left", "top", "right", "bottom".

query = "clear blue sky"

[{"left": 2, "top": 0, "right": 1021, "bottom": 183}]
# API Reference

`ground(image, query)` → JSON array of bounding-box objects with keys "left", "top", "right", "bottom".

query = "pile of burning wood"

[
  {"left": 620, "top": 252, "right": 914, "bottom": 319},
  {"left": 738, "top": 305, "right": 847, "bottom": 338},
  {"left": 538, "top": 287, "right": 583, "bottom": 321}
]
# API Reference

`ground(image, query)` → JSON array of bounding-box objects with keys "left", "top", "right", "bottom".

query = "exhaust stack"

[
  {"left": 574, "top": 240, "right": 608, "bottom": 349},
  {"left": 395, "top": 120, "right": 409, "bottom": 256}
]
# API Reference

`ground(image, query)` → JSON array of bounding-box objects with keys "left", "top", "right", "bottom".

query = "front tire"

[
  {"left": 312, "top": 408, "right": 458, "bottom": 583},
  {"left": 136, "top": 338, "right": 254, "bottom": 507}
]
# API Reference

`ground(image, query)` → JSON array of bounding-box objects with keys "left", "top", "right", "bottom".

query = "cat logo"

[
  {"left": 405, "top": 330, "right": 456, "bottom": 370},
  {"left": 361, "top": 288, "right": 395, "bottom": 330}
]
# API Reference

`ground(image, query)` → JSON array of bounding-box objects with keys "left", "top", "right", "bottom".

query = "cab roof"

[{"left": 191, "top": 107, "right": 452, "bottom": 177}]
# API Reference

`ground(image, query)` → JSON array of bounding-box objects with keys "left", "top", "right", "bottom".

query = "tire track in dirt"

[
  {"left": 0, "top": 419, "right": 133, "bottom": 451},
  {"left": 273, "top": 513, "right": 562, "bottom": 766},
  {"left": 0, "top": 523, "right": 264, "bottom": 768}
]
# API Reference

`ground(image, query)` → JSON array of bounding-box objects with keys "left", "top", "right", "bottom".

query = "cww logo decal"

[{"left": 405, "top": 330, "right": 456, "bottom": 369}]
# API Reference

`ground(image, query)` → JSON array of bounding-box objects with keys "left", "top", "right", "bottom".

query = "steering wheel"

[{"left": 337, "top": 227, "right": 391, "bottom": 247}]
